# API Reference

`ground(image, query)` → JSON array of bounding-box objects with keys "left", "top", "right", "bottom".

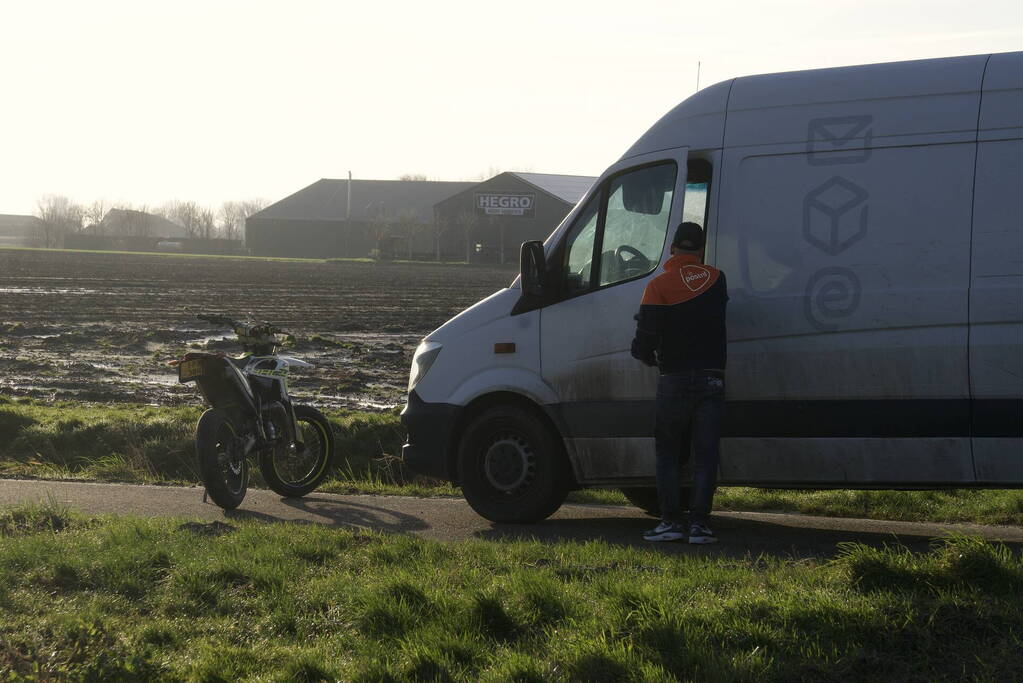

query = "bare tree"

[
  {"left": 455, "top": 210, "right": 478, "bottom": 263},
  {"left": 35, "top": 195, "right": 84, "bottom": 247},
  {"left": 197, "top": 206, "right": 217, "bottom": 240},
  {"left": 159, "top": 200, "right": 203, "bottom": 238},
  {"left": 84, "top": 199, "right": 107, "bottom": 234},
  {"left": 398, "top": 173, "right": 428, "bottom": 181},
  {"left": 218, "top": 198, "right": 268, "bottom": 242},
  {"left": 397, "top": 209, "right": 428, "bottom": 260},
  {"left": 432, "top": 218, "right": 448, "bottom": 261},
  {"left": 238, "top": 198, "right": 269, "bottom": 217},
  {"left": 218, "top": 201, "right": 244, "bottom": 241}
]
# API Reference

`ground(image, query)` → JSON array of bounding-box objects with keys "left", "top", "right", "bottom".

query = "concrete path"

[{"left": 3, "top": 478, "right": 1022, "bottom": 559}]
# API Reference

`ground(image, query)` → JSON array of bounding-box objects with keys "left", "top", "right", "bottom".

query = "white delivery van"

[{"left": 401, "top": 51, "right": 1023, "bottom": 523}]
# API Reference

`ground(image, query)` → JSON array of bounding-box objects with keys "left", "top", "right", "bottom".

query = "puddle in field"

[
  {"left": 0, "top": 287, "right": 100, "bottom": 295},
  {"left": 0, "top": 325, "right": 417, "bottom": 411}
]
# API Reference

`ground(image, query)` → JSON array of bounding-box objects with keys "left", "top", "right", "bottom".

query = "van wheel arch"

[{"left": 448, "top": 391, "right": 578, "bottom": 489}]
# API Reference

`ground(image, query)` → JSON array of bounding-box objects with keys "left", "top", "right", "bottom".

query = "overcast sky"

[{"left": 2, "top": 0, "right": 1022, "bottom": 215}]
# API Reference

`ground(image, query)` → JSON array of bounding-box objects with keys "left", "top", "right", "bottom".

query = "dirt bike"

[{"left": 171, "top": 313, "right": 334, "bottom": 510}]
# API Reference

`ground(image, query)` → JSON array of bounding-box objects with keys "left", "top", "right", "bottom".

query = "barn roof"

[
  {"left": 100, "top": 209, "right": 188, "bottom": 238},
  {"left": 250, "top": 179, "right": 477, "bottom": 224},
  {"left": 508, "top": 173, "right": 595, "bottom": 204}
]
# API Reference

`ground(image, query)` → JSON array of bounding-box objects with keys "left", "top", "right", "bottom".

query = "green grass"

[
  {"left": 0, "top": 502, "right": 1020, "bottom": 680},
  {"left": 713, "top": 487, "right": 1023, "bottom": 526},
  {"left": 0, "top": 396, "right": 442, "bottom": 495},
  {"left": 1, "top": 396, "right": 1022, "bottom": 525}
]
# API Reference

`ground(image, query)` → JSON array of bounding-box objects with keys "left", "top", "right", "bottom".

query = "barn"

[
  {"left": 432, "top": 172, "right": 595, "bottom": 264},
  {"left": 245, "top": 179, "right": 475, "bottom": 259},
  {"left": 246, "top": 173, "right": 596, "bottom": 262}
]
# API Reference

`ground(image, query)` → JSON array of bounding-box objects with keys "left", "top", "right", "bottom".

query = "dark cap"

[{"left": 672, "top": 222, "right": 705, "bottom": 251}]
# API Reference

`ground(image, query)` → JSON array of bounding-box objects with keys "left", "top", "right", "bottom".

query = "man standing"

[{"left": 631, "top": 222, "right": 728, "bottom": 544}]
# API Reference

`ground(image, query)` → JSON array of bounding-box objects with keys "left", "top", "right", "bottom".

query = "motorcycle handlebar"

[
  {"left": 196, "top": 314, "right": 287, "bottom": 338},
  {"left": 196, "top": 313, "right": 236, "bottom": 326}
]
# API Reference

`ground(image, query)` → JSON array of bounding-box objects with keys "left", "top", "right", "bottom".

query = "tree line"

[{"left": 33, "top": 195, "right": 269, "bottom": 248}]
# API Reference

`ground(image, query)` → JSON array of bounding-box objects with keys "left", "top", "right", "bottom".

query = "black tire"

[
  {"left": 619, "top": 486, "right": 691, "bottom": 518},
  {"left": 197, "top": 408, "right": 248, "bottom": 511},
  {"left": 458, "top": 405, "right": 569, "bottom": 523},
  {"left": 260, "top": 405, "right": 334, "bottom": 498}
]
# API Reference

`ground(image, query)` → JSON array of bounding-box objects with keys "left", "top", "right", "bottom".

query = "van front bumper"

[{"left": 400, "top": 390, "right": 462, "bottom": 482}]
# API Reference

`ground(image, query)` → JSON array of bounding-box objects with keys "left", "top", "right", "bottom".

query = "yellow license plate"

[{"left": 179, "top": 359, "right": 204, "bottom": 382}]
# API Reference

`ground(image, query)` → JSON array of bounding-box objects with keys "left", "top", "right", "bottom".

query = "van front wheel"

[{"left": 458, "top": 406, "right": 569, "bottom": 523}]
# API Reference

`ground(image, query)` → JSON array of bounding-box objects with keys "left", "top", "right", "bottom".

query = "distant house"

[
  {"left": 97, "top": 209, "right": 188, "bottom": 238},
  {"left": 0, "top": 214, "right": 43, "bottom": 247}
]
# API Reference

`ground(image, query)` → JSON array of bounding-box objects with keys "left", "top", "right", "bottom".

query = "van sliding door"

[{"left": 713, "top": 55, "right": 986, "bottom": 485}]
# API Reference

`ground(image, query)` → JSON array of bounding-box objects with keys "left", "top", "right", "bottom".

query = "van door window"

[
  {"left": 598, "top": 162, "right": 678, "bottom": 287},
  {"left": 562, "top": 193, "right": 602, "bottom": 296}
]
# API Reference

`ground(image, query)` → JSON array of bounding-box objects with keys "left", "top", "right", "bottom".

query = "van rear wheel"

[
  {"left": 619, "top": 486, "right": 690, "bottom": 518},
  {"left": 458, "top": 405, "right": 569, "bottom": 523}
]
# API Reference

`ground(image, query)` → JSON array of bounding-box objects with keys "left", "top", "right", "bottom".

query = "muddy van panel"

[
  {"left": 970, "top": 51, "right": 1023, "bottom": 483},
  {"left": 403, "top": 51, "right": 1023, "bottom": 522},
  {"left": 705, "top": 54, "right": 984, "bottom": 484}
]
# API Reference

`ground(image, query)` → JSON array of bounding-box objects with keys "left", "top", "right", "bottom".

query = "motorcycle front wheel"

[
  {"left": 260, "top": 404, "right": 334, "bottom": 498},
  {"left": 196, "top": 408, "right": 249, "bottom": 510}
]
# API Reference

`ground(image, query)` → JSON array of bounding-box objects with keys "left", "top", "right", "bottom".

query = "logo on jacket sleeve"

[{"left": 680, "top": 265, "right": 712, "bottom": 292}]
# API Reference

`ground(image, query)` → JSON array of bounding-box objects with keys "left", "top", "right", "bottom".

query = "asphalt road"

[{"left": 3, "top": 478, "right": 1022, "bottom": 559}]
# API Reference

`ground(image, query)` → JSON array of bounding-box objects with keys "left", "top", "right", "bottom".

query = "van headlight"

[{"left": 408, "top": 341, "right": 442, "bottom": 392}]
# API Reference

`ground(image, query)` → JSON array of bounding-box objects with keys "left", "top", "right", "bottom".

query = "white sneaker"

[
  {"left": 643, "top": 521, "right": 686, "bottom": 542},
  {"left": 688, "top": 523, "right": 718, "bottom": 544}
]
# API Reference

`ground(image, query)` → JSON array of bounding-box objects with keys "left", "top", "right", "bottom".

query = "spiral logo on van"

[
  {"left": 802, "top": 115, "right": 873, "bottom": 331},
  {"left": 804, "top": 267, "right": 861, "bottom": 328}
]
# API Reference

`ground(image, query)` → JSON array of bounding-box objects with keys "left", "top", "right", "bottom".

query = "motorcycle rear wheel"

[
  {"left": 260, "top": 404, "right": 334, "bottom": 498},
  {"left": 197, "top": 408, "right": 249, "bottom": 510}
]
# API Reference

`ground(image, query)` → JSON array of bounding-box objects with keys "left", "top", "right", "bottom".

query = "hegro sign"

[{"left": 475, "top": 193, "right": 536, "bottom": 218}]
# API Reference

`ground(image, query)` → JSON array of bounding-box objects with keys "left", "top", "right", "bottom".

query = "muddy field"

[{"left": 0, "top": 248, "right": 515, "bottom": 410}]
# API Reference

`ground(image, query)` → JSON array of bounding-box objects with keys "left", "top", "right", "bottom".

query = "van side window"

[
  {"left": 682, "top": 159, "right": 713, "bottom": 228},
  {"left": 598, "top": 163, "right": 678, "bottom": 287}
]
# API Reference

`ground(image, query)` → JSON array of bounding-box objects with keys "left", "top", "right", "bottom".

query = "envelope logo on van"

[
  {"left": 807, "top": 115, "right": 873, "bottom": 166},
  {"left": 803, "top": 176, "right": 868, "bottom": 256}
]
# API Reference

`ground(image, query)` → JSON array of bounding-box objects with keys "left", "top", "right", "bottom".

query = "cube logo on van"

[
  {"left": 802, "top": 176, "right": 868, "bottom": 256},
  {"left": 475, "top": 193, "right": 536, "bottom": 217}
]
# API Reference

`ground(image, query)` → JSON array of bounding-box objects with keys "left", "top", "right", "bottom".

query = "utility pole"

[
  {"left": 696, "top": 61, "right": 701, "bottom": 92},
  {"left": 345, "top": 171, "right": 352, "bottom": 257}
]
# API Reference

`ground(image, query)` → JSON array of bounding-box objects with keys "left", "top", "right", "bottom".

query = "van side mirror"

[{"left": 520, "top": 240, "right": 546, "bottom": 297}]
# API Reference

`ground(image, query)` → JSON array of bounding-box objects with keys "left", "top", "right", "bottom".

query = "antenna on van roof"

[{"left": 696, "top": 61, "right": 701, "bottom": 92}]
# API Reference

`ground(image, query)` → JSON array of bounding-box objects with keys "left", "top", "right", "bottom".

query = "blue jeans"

[{"left": 654, "top": 370, "right": 725, "bottom": 525}]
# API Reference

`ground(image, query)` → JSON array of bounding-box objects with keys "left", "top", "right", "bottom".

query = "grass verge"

[
  {"left": 0, "top": 396, "right": 455, "bottom": 498},
  {"left": 0, "top": 502, "right": 1020, "bottom": 680},
  {"left": 1, "top": 396, "right": 1021, "bottom": 525}
]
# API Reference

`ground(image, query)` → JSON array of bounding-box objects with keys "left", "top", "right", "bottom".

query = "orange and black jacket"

[{"left": 631, "top": 252, "right": 728, "bottom": 372}]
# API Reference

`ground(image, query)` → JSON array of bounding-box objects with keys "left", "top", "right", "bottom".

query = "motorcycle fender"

[
  {"left": 277, "top": 356, "right": 314, "bottom": 369},
  {"left": 195, "top": 359, "right": 257, "bottom": 414}
]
